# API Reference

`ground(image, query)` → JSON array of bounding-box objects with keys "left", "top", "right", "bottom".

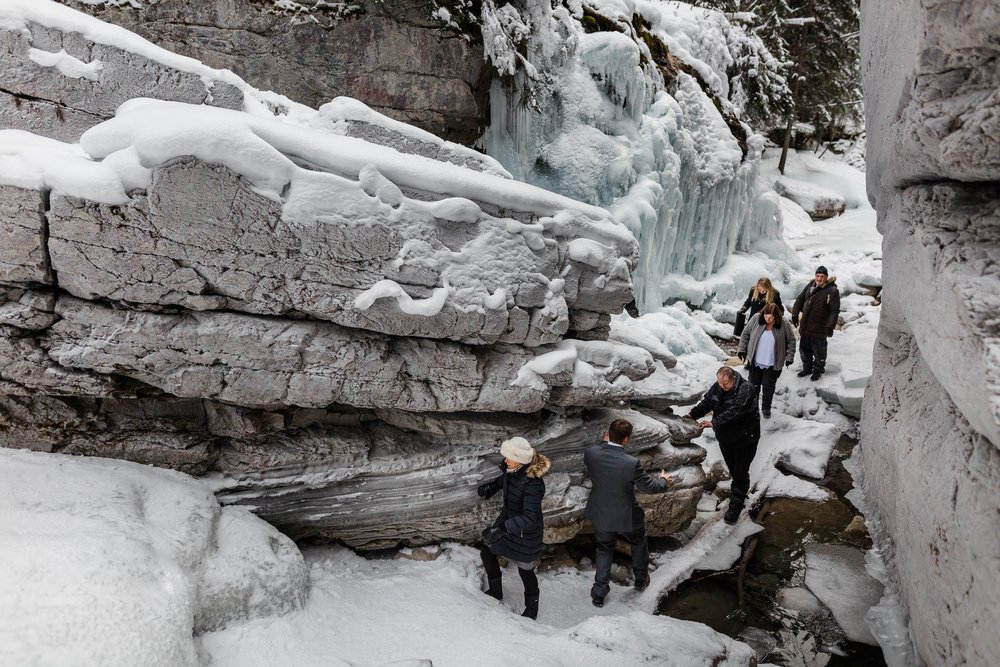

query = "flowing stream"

[{"left": 656, "top": 435, "right": 887, "bottom": 666}]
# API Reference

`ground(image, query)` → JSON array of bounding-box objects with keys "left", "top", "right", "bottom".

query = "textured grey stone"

[
  {"left": 46, "top": 158, "right": 628, "bottom": 346},
  {"left": 59, "top": 0, "right": 488, "bottom": 144},
  {"left": 43, "top": 298, "right": 656, "bottom": 413},
  {"left": 0, "top": 21, "right": 242, "bottom": 140},
  {"left": 0, "top": 395, "right": 216, "bottom": 474},
  {"left": 0, "top": 185, "right": 50, "bottom": 285},
  {"left": 863, "top": 0, "right": 1000, "bottom": 201},
  {"left": 213, "top": 407, "right": 704, "bottom": 549},
  {"left": 861, "top": 1, "right": 1000, "bottom": 662}
]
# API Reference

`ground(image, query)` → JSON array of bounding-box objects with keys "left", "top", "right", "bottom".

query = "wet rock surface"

[{"left": 658, "top": 438, "right": 887, "bottom": 665}]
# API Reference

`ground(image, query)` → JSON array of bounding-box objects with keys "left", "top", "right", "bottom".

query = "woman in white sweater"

[{"left": 737, "top": 302, "right": 797, "bottom": 417}]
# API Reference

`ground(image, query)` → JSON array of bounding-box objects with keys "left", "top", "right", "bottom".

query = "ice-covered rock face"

[
  {"left": 482, "top": 2, "right": 781, "bottom": 313},
  {"left": 860, "top": 0, "right": 1000, "bottom": 663},
  {"left": 0, "top": 1, "right": 708, "bottom": 553}
]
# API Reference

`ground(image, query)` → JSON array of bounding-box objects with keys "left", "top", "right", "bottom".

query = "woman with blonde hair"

[
  {"left": 741, "top": 277, "right": 784, "bottom": 317},
  {"left": 735, "top": 277, "right": 784, "bottom": 336}
]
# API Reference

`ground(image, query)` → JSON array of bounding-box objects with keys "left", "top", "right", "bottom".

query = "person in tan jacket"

[{"left": 738, "top": 302, "right": 797, "bottom": 418}]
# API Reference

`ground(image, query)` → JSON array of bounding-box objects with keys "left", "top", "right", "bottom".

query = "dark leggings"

[
  {"left": 748, "top": 364, "right": 782, "bottom": 410},
  {"left": 480, "top": 544, "right": 538, "bottom": 596}
]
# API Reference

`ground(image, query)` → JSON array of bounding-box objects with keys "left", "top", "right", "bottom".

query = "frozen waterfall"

[{"left": 482, "top": 2, "right": 782, "bottom": 314}]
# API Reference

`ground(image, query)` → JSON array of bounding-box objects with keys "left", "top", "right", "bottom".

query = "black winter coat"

[
  {"left": 688, "top": 375, "right": 760, "bottom": 449},
  {"left": 479, "top": 454, "right": 550, "bottom": 563},
  {"left": 741, "top": 287, "right": 784, "bottom": 318},
  {"left": 792, "top": 278, "right": 840, "bottom": 338}
]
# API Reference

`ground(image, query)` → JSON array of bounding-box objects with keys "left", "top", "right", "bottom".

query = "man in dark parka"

[{"left": 791, "top": 265, "right": 841, "bottom": 381}]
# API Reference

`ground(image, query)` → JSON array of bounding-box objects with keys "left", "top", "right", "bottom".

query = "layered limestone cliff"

[
  {"left": 0, "top": 1, "right": 706, "bottom": 549},
  {"left": 860, "top": 0, "right": 1000, "bottom": 662},
  {"left": 53, "top": 0, "right": 489, "bottom": 144}
]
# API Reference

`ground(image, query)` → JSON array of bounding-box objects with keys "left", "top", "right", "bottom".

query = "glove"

[
  {"left": 738, "top": 353, "right": 746, "bottom": 362},
  {"left": 785, "top": 358, "right": 793, "bottom": 367},
  {"left": 477, "top": 482, "right": 492, "bottom": 497},
  {"left": 791, "top": 315, "right": 799, "bottom": 327},
  {"left": 482, "top": 525, "right": 504, "bottom": 546}
]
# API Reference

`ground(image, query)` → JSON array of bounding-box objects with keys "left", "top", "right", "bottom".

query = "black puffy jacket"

[
  {"left": 479, "top": 454, "right": 550, "bottom": 563},
  {"left": 688, "top": 375, "right": 760, "bottom": 449}
]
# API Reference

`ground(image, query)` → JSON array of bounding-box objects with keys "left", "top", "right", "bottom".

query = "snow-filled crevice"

[{"left": 0, "top": 86, "right": 106, "bottom": 121}]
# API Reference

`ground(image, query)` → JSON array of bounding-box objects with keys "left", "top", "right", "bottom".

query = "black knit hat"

[{"left": 815, "top": 265, "right": 828, "bottom": 276}]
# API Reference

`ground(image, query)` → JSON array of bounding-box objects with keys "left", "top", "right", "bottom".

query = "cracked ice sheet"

[{"left": 199, "top": 544, "right": 756, "bottom": 667}]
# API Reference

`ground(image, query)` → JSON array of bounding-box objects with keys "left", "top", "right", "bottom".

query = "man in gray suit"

[{"left": 584, "top": 418, "right": 673, "bottom": 607}]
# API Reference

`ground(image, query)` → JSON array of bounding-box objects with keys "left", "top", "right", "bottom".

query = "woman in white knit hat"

[{"left": 477, "top": 436, "right": 550, "bottom": 620}]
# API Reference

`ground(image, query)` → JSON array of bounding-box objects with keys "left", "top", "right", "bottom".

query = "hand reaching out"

[{"left": 658, "top": 470, "right": 674, "bottom": 486}]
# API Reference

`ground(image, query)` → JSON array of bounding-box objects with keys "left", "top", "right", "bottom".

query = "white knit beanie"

[{"left": 500, "top": 437, "right": 534, "bottom": 465}]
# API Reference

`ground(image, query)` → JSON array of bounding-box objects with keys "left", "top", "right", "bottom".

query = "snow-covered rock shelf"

[{"left": 0, "top": 0, "right": 724, "bottom": 551}]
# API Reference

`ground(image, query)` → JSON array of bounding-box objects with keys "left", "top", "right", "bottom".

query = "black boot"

[
  {"left": 481, "top": 545, "right": 503, "bottom": 600},
  {"left": 486, "top": 576, "right": 503, "bottom": 601},
  {"left": 723, "top": 501, "right": 742, "bottom": 525},
  {"left": 522, "top": 594, "right": 539, "bottom": 620},
  {"left": 796, "top": 368, "right": 812, "bottom": 378},
  {"left": 518, "top": 567, "right": 539, "bottom": 619}
]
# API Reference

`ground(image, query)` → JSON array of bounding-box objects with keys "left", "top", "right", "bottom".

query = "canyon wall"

[{"left": 860, "top": 0, "right": 1000, "bottom": 662}]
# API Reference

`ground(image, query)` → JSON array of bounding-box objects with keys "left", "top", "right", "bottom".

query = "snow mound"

[
  {"left": 774, "top": 176, "right": 847, "bottom": 220},
  {"left": 0, "top": 448, "right": 307, "bottom": 667}
]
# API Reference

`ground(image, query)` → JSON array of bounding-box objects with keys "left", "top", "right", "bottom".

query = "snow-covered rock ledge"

[
  {"left": 0, "top": 1, "right": 707, "bottom": 549},
  {"left": 860, "top": 0, "right": 1000, "bottom": 663}
]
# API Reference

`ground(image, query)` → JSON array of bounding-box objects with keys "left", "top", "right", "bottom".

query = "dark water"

[{"left": 657, "top": 435, "right": 888, "bottom": 666}]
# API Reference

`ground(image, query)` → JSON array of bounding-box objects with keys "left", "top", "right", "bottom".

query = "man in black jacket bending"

[
  {"left": 584, "top": 418, "right": 673, "bottom": 607},
  {"left": 685, "top": 367, "right": 760, "bottom": 525}
]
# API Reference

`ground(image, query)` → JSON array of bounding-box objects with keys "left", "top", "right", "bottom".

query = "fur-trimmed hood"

[{"left": 525, "top": 453, "right": 550, "bottom": 479}]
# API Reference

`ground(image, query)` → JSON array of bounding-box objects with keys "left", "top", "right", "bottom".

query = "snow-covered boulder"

[
  {"left": 861, "top": 0, "right": 1000, "bottom": 663},
  {"left": 0, "top": 447, "right": 308, "bottom": 666},
  {"left": 773, "top": 176, "right": 846, "bottom": 220}
]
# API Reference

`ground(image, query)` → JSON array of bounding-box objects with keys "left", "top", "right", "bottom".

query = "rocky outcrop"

[
  {"left": 55, "top": 0, "right": 489, "bottom": 144},
  {"left": 0, "top": 2, "right": 707, "bottom": 551},
  {"left": 860, "top": 0, "right": 1000, "bottom": 663}
]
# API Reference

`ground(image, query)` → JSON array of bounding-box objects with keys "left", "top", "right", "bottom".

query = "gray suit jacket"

[{"left": 583, "top": 442, "right": 668, "bottom": 534}]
